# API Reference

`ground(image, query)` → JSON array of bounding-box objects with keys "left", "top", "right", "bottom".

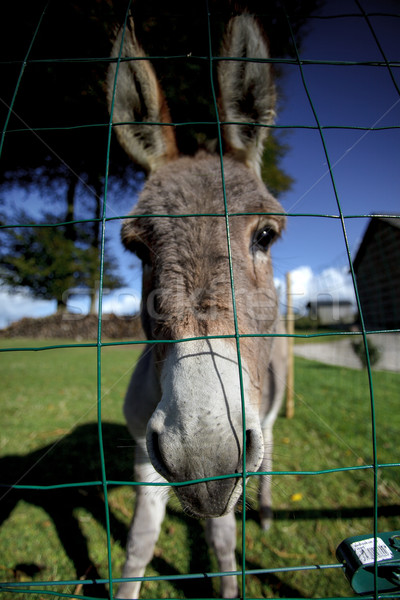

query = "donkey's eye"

[{"left": 252, "top": 227, "right": 276, "bottom": 252}]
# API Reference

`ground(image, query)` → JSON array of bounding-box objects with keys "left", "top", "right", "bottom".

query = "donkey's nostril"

[
  {"left": 150, "top": 431, "right": 163, "bottom": 466},
  {"left": 243, "top": 428, "right": 263, "bottom": 471},
  {"left": 246, "top": 429, "right": 251, "bottom": 452},
  {"left": 245, "top": 429, "right": 253, "bottom": 467},
  {"left": 148, "top": 431, "right": 172, "bottom": 480}
]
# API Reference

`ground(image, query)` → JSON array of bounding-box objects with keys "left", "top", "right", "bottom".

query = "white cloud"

[
  {"left": 0, "top": 287, "right": 141, "bottom": 330},
  {"left": 275, "top": 265, "right": 357, "bottom": 315},
  {"left": 101, "top": 289, "right": 141, "bottom": 316},
  {"left": 0, "top": 289, "right": 56, "bottom": 329}
]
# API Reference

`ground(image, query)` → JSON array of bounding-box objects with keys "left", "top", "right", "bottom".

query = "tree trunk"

[
  {"left": 56, "top": 297, "right": 68, "bottom": 313},
  {"left": 89, "top": 177, "right": 104, "bottom": 315},
  {"left": 65, "top": 177, "right": 78, "bottom": 241},
  {"left": 90, "top": 285, "right": 98, "bottom": 315}
]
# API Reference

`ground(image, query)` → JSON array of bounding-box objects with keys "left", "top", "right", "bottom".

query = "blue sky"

[
  {"left": 269, "top": 0, "right": 400, "bottom": 311},
  {"left": 1, "top": 0, "right": 399, "bottom": 327}
]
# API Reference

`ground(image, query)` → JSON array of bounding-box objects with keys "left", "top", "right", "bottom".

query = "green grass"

[{"left": 0, "top": 339, "right": 399, "bottom": 599}]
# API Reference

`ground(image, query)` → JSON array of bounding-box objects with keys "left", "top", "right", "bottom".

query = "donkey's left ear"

[{"left": 218, "top": 14, "right": 276, "bottom": 179}]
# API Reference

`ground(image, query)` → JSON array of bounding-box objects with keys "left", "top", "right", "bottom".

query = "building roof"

[
  {"left": 353, "top": 216, "right": 400, "bottom": 271},
  {"left": 306, "top": 300, "right": 353, "bottom": 308}
]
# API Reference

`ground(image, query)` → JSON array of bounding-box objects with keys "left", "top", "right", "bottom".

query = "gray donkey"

[{"left": 107, "top": 13, "right": 287, "bottom": 599}]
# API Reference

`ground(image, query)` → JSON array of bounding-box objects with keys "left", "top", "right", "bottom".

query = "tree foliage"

[{"left": 1, "top": 212, "right": 123, "bottom": 311}]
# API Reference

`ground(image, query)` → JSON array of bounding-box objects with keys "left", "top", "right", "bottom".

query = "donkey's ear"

[
  {"left": 218, "top": 14, "right": 276, "bottom": 179},
  {"left": 107, "top": 17, "right": 178, "bottom": 173}
]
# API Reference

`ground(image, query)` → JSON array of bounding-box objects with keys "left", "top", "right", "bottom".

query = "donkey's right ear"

[{"left": 107, "top": 17, "right": 178, "bottom": 173}]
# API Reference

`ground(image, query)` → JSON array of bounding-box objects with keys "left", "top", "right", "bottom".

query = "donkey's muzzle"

[
  {"left": 147, "top": 426, "right": 263, "bottom": 518},
  {"left": 175, "top": 478, "right": 241, "bottom": 518}
]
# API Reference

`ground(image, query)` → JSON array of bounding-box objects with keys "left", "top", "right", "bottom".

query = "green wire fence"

[{"left": 1, "top": 1, "right": 399, "bottom": 599}]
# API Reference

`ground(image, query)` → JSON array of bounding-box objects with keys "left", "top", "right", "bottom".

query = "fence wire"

[{"left": 1, "top": 1, "right": 399, "bottom": 599}]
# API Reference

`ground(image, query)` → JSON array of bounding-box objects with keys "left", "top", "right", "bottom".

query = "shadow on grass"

[
  {"left": 0, "top": 422, "right": 214, "bottom": 598},
  {"left": 246, "top": 505, "right": 400, "bottom": 523},
  {"left": 0, "top": 423, "right": 129, "bottom": 597}
]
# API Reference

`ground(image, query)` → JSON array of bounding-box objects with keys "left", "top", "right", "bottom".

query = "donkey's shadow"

[
  {"left": 0, "top": 423, "right": 305, "bottom": 598},
  {"left": 0, "top": 422, "right": 212, "bottom": 598}
]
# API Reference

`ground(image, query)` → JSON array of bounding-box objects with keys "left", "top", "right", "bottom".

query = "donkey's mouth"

[{"left": 174, "top": 477, "right": 243, "bottom": 519}]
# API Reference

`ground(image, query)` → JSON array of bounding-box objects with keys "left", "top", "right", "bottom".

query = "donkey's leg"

[
  {"left": 205, "top": 512, "right": 238, "bottom": 598},
  {"left": 259, "top": 422, "right": 273, "bottom": 531},
  {"left": 259, "top": 330, "right": 287, "bottom": 531},
  {"left": 116, "top": 447, "right": 169, "bottom": 599}
]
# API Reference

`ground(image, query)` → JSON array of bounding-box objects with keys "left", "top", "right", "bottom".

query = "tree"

[
  {"left": 0, "top": 211, "right": 123, "bottom": 312},
  {"left": 0, "top": 0, "right": 136, "bottom": 282},
  {"left": 0, "top": 0, "right": 320, "bottom": 316}
]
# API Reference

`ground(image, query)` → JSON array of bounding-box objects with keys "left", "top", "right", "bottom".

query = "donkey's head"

[{"left": 108, "top": 14, "right": 285, "bottom": 518}]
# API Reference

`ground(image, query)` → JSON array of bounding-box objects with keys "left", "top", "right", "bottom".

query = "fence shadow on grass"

[{"left": 0, "top": 422, "right": 214, "bottom": 598}]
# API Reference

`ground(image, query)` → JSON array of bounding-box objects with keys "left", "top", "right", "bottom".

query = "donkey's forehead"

[{"left": 133, "top": 153, "right": 284, "bottom": 218}]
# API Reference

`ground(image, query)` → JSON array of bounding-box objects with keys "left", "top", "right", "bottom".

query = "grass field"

[{"left": 0, "top": 337, "right": 399, "bottom": 599}]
